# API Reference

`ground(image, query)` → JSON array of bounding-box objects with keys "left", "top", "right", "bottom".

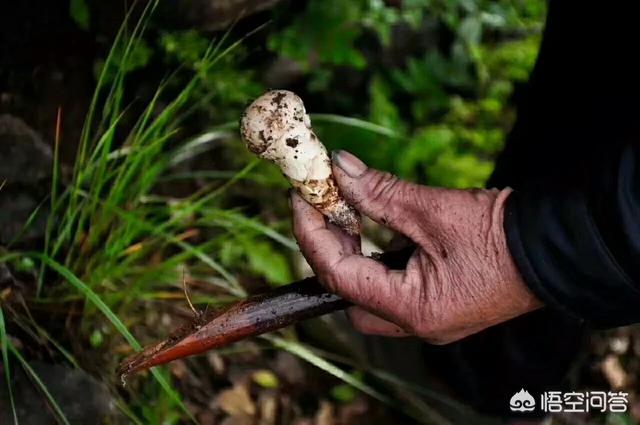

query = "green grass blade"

[
  {"left": 114, "top": 398, "right": 144, "bottom": 425},
  {"left": 78, "top": 0, "right": 157, "bottom": 167},
  {"left": 310, "top": 113, "right": 404, "bottom": 139},
  {"left": 143, "top": 22, "right": 269, "bottom": 140},
  {"left": 28, "top": 253, "right": 196, "bottom": 422},
  {"left": 203, "top": 210, "right": 297, "bottom": 251},
  {"left": 70, "top": 189, "right": 245, "bottom": 296},
  {"left": 7, "top": 196, "right": 48, "bottom": 248},
  {"left": 305, "top": 344, "right": 472, "bottom": 413},
  {"left": 178, "top": 159, "right": 259, "bottom": 213},
  {"left": 266, "top": 335, "right": 444, "bottom": 424},
  {"left": 11, "top": 305, "right": 79, "bottom": 368},
  {"left": 160, "top": 170, "right": 248, "bottom": 181},
  {"left": 172, "top": 22, "right": 270, "bottom": 124},
  {"left": 0, "top": 306, "right": 19, "bottom": 425},
  {"left": 169, "top": 129, "right": 234, "bottom": 166},
  {"left": 7, "top": 341, "right": 70, "bottom": 425},
  {"left": 265, "top": 335, "right": 390, "bottom": 404},
  {"left": 34, "top": 253, "right": 133, "bottom": 341},
  {"left": 38, "top": 108, "right": 63, "bottom": 298}
]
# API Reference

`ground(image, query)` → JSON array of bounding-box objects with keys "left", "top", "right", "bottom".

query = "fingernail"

[{"left": 332, "top": 150, "right": 367, "bottom": 178}]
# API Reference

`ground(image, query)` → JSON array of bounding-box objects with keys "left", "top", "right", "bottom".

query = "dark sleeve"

[
  {"left": 505, "top": 143, "right": 640, "bottom": 327},
  {"left": 491, "top": 1, "right": 640, "bottom": 327}
]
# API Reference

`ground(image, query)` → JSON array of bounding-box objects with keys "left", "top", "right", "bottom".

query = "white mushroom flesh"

[{"left": 240, "top": 90, "right": 360, "bottom": 235}]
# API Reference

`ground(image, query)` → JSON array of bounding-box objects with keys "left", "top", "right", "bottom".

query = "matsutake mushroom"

[{"left": 240, "top": 90, "right": 360, "bottom": 235}]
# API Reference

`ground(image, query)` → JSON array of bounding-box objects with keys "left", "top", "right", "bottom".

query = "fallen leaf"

[
  {"left": 217, "top": 384, "right": 256, "bottom": 417},
  {"left": 258, "top": 390, "right": 278, "bottom": 425},
  {"left": 315, "top": 400, "right": 334, "bottom": 425}
]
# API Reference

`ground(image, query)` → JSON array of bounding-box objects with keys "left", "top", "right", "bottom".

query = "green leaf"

[
  {"left": 266, "top": 335, "right": 390, "bottom": 404},
  {"left": 245, "top": 241, "right": 292, "bottom": 286},
  {"left": 369, "top": 76, "right": 406, "bottom": 134},
  {"left": 398, "top": 125, "right": 455, "bottom": 180},
  {"left": 267, "top": 0, "right": 366, "bottom": 70},
  {"left": 458, "top": 15, "right": 482, "bottom": 46},
  {"left": 331, "top": 382, "right": 357, "bottom": 403},
  {"left": 252, "top": 370, "right": 279, "bottom": 389},
  {"left": 607, "top": 413, "right": 636, "bottom": 425},
  {"left": 69, "top": 0, "right": 90, "bottom": 30},
  {"left": 89, "top": 329, "right": 104, "bottom": 348},
  {"left": 16, "top": 256, "right": 36, "bottom": 273}
]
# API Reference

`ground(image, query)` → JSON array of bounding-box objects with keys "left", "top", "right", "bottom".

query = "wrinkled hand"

[{"left": 291, "top": 150, "right": 542, "bottom": 344}]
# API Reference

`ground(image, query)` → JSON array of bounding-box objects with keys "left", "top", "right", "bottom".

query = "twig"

[{"left": 181, "top": 267, "right": 198, "bottom": 317}]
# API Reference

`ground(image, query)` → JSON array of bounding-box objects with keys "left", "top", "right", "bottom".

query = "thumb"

[{"left": 332, "top": 150, "right": 425, "bottom": 235}]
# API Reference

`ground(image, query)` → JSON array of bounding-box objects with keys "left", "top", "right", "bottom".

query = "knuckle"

[
  {"left": 362, "top": 171, "right": 401, "bottom": 212},
  {"left": 409, "top": 309, "right": 446, "bottom": 340},
  {"left": 316, "top": 265, "right": 341, "bottom": 292}
]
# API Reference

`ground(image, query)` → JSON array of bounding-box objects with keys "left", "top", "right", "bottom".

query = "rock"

[
  {"left": 0, "top": 191, "right": 48, "bottom": 245},
  {"left": 0, "top": 114, "right": 52, "bottom": 184},
  {"left": 0, "top": 362, "right": 120, "bottom": 424},
  {"left": 0, "top": 114, "right": 52, "bottom": 245}
]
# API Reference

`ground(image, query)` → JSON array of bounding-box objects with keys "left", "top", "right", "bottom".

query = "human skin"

[{"left": 291, "top": 150, "right": 543, "bottom": 344}]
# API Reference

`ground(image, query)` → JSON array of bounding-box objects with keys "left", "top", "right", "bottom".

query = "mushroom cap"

[{"left": 240, "top": 90, "right": 331, "bottom": 182}]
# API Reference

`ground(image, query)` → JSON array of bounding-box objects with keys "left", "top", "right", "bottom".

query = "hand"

[{"left": 291, "top": 150, "right": 542, "bottom": 344}]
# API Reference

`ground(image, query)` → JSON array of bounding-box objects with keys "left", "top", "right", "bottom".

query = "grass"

[
  {"left": 0, "top": 305, "right": 19, "bottom": 425},
  {"left": 0, "top": 1, "right": 259, "bottom": 420},
  {"left": 7, "top": 341, "right": 71, "bottom": 425},
  {"left": 0, "top": 3, "right": 456, "bottom": 424}
]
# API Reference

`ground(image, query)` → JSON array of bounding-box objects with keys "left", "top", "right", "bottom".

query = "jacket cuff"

[{"left": 504, "top": 190, "right": 640, "bottom": 327}]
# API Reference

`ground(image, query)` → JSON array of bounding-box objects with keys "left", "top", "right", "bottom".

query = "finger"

[
  {"left": 316, "top": 250, "right": 407, "bottom": 322},
  {"left": 327, "top": 222, "right": 360, "bottom": 254},
  {"left": 291, "top": 191, "right": 344, "bottom": 262},
  {"left": 331, "top": 150, "right": 430, "bottom": 238},
  {"left": 292, "top": 191, "right": 407, "bottom": 321},
  {"left": 347, "top": 307, "right": 409, "bottom": 337}
]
